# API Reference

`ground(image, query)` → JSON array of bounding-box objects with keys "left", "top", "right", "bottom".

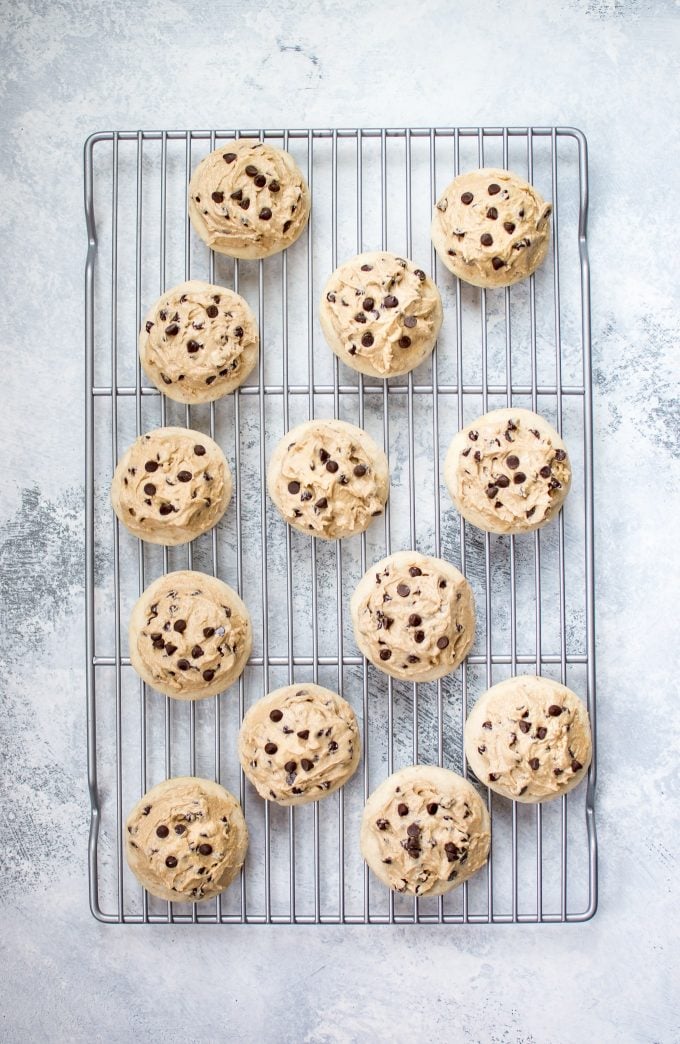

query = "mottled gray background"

[{"left": 2, "top": 1, "right": 679, "bottom": 1041}]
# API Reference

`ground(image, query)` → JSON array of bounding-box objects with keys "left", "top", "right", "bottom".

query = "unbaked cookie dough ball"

[
  {"left": 125, "top": 776, "right": 248, "bottom": 902},
  {"left": 361, "top": 765, "right": 490, "bottom": 897},
  {"left": 188, "top": 139, "right": 310, "bottom": 259},
  {"left": 238, "top": 684, "right": 361, "bottom": 806},
  {"left": 139, "top": 280, "right": 258, "bottom": 403},
  {"left": 350, "top": 551, "right": 475, "bottom": 682},
  {"left": 267, "top": 418, "right": 389, "bottom": 540},
  {"left": 111, "top": 427, "right": 231, "bottom": 545},
  {"left": 464, "top": 675, "right": 592, "bottom": 802},
  {"left": 432, "top": 168, "right": 552, "bottom": 288},
  {"left": 444, "top": 407, "right": 571, "bottom": 535},
  {"left": 128, "top": 570, "right": 252, "bottom": 700},
  {"left": 319, "top": 251, "right": 442, "bottom": 378}
]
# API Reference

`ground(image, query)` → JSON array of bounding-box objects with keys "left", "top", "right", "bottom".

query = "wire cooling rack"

[{"left": 84, "top": 126, "right": 596, "bottom": 924}]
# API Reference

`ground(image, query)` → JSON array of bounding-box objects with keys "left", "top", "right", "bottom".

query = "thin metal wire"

[{"left": 84, "top": 126, "right": 597, "bottom": 925}]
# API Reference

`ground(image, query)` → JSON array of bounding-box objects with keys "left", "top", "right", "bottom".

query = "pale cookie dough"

[
  {"left": 111, "top": 427, "right": 231, "bottom": 545},
  {"left": 125, "top": 776, "right": 248, "bottom": 902},
  {"left": 319, "top": 252, "right": 443, "bottom": 378},
  {"left": 361, "top": 765, "right": 490, "bottom": 897},
  {"left": 464, "top": 675, "right": 592, "bottom": 803},
  {"left": 351, "top": 551, "right": 475, "bottom": 682},
  {"left": 239, "top": 684, "right": 361, "bottom": 806},
  {"left": 444, "top": 407, "right": 571, "bottom": 535},
  {"left": 432, "top": 168, "right": 552, "bottom": 288},
  {"left": 267, "top": 418, "right": 389, "bottom": 540},
  {"left": 139, "top": 280, "right": 258, "bottom": 403},
  {"left": 128, "top": 570, "right": 252, "bottom": 700},
  {"left": 188, "top": 140, "right": 310, "bottom": 259}
]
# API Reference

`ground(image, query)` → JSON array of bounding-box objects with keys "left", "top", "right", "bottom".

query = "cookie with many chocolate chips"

[
  {"left": 361, "top": 765, "right": 490, "bottom": 897},
  {"left": 319, "top": 251, "right": 443, "bottom": 378},
  {"left": 444, "top": 407, "right": 571, "bottom": 534},
  {"left": 188, "top": 139, "right": 310, "bottom": 259},
  {"left": 125, "top": 776, "right": 248, "bottom": 902},
  {"left": 128, "top": 570, "right": 252, "bottom": 700},
  {"left": 267, "top": 418, "right": 389, "bottom": 539},
  {"left": 139, "top": 280, "right": 258, "bottom": 403},
  {"left": 432, "top": 168, "right": 552, "bottom": 288},
  {"left": 110, "top": 427, "right": 231, "bottom": 545},
  {"left": 464, "top": 675, "right": 592, "bottom": 802},
  {"left": 351, "top": 551, "right": 475, "bottom": 681},
  {"left": 238, "top": 684, "right": 361, "bottom": 806}
]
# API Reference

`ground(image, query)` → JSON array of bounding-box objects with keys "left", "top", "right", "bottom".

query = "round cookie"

[
  {"left": 267, "top": 418, "right": 389, "bottom": 540},
  {"left": 444, "top": 407, "right": 571, "bottom": 535},
  {"left": 361, "top": 765, "right": 490, "bottom": 897},
  {"left": 188, "top": 139, "right": 310, "bottom": 259},
  {"left": 238, "top": 684, "right": 361, "bottom": 806},
  {"left": 125, "top": 776, "right": 248, "bottom": 902},
  {"left": 319, "top": 252, "right": 443, "bottom": 378},
  {"left": 464, "top": 675, "right": 592, "bottom": 803},
  {"left": 431, "top": 168, "right": 552, "bottom": 288},
  {"left": 111, "top": 427, "right": 231, "bottom": 545},
  {"left": 351, "top": 551, "right": 475, "bottom": 682},
  {"left": 128, "top": 570, "right": 252, "bottom": 700},
  {"left": 139, "top": 280, "right": 258, "bottom": 403}
]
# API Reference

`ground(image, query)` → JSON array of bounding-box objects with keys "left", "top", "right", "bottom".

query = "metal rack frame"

[{"left": 84, "top": 126, "right": 596, "bottom": 924}]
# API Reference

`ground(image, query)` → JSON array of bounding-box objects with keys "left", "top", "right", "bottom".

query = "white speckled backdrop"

[{"left": 2, "top": 1, "right": 679, "bottom": 1041}]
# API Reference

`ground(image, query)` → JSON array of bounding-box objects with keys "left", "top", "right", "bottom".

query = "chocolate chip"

[
  {"left": 444, "top": 842, "right": 459, "bottom": 862},
  {"left": 143, "top": 483, "right": 156, "bottom": 495},
  {"left": 536, "top": 727, "right": 548, "bottom": 740},
  {"left": 486, "top": 486, "right": 499, "bottom": 499},
  {"left": 414, "top": 269, "right": 426, "bottom": 281},
  {"left": 145, "top": 460, "right": 158, "bottom": 472},
  {"left": 486, "top": 207, "right": 498, "bottom": 220},
  {"left": 175, "top": 824, "right": 186, "bottom": 835},
  {"left": 483, "top": 721, "right": 492, "bottom": 730},
  {"left": 164, "top": 643, "right": 177, "bottom": 655},
  {"left": 326, "top": 291, "right": 336, "bottom": 303},
  {"left": 376, "top": 818, "right": 389, "bottom": 830},
  {"left": 259, "top": 207, "right": 272, "bottom": 220},
  {"left": 287, "top": 480, "right": 300, "bottom": 494},
  {"left": 211, "top": 191, "right": 224, "bottom": 203},
  {"left": 468, "top": 430, "right": 478, "bottom": 441},
  {"left": 165, "top": 323, "right": 179, "bottom": 336},
  {"left": 397, "top": 803, "right": 409, "bottom": 816},
  {"left": 414, "top": 631, "right": 425, "bottom": 643},
  {"left": 230, "top": 189, "right": 243, "bottom": 201},
  {"left": 571, "top": 760, "right": 583, "bottom": 772},
  {"left": 461, "top": 192, "right": 473, "bottom": 204},
  {"left": 251, "top": 173, "right": 266, "bottom": 188},
  {"left": 177, "top": 659, "right": 190, "bottom": 670},
  {"left": 325, "top": 460, "right": 339, "bottom": 473},
  {"left": 384, "top": 295, "right": 398, "bottom": 309},
  {"left": 526, "top": 507, "right": 536, "bottom": 518},
  {"left": 239, "top": 198, "right": 250, "bottom": 210},
  {"left": 283, "top": 220, "right": 292, "bottom": 233},
  {"left": 554, "top": 449, "right": 567, "bottom": 461},
  {"left": 362, "top": 297, "right": 374, "bottom": 311},
  {"left": 402, "top": 316, "right": 418, "bottom": 331},
  {"left": 529, "top": 757, "right": 540, "bottom": 770},
  {"left": 379, "top": 649, "right": 392, "bottom": 660},
  {"left": 202, "top": 669, "right": 215, "bottom": 682},
  {"left": 407, "top": 823, "right": 421, "bottom": 837},
  {"left": 301, "top": 758, "right": 314, "bottom": 771},
  {"left": 177, "top": 470, "right": 192, "bottom": 483},
  {"left": 488, "top": 183, "right": 501, "bottom": 195},
  {"left": 191, "top": 645, "right": 203, "bottom": 659},
  {"left": 426, "top": 803, "right": 438, "bottom": 815},
  {"left": 314, "top": 497, "right": 328, "bottom": 510},
  {"left": 399, "top": 336, "right": 411, "bottom": 348},
  {"left": 360, "top": 263, "right": 373, "bottom": 271},
  {"left": 353, "top": 464, "right": 367, "bottom": 477},
  {"left": 519, "top": 720, "right": 531, "bottom": 734},
  {"left": 143, "top": 806, "right": 151, "bottom": 815},
  {"left": 284, "top": 761, "right": 297, "bottom": 773},
  {"left": 173, "top": 620, "right": 186, "bottom": 633},
  {"left": 548, "top": 705, "right": 563, "bottom": 716},
  {"left": 245, "top": 164, "right": 258, "bottom": 177},
  {"left": 494, "top": 474, "right": 509, "bottom": 489},
  {"left": 480, "top": 233, "right": 493, "bottom": 246},
  {"left": 198, "top": 843, "right": 213, "bottom": 855},
  {"left": 408, "top": 614, "right": 422, "bottom": 626},
  {"left": 194, "top": 444, "right": 206, "bottom": 456},
  {"left": 264, "top": 742, "right": 278, "bottom": 755},
  {"left": 159, "top": 504, "right": 173, "bottom": 515},
  {"left": 504, "top": 222, "right": 516, "bottom": 234},
  {"left": 354, "top": 312, "right": 367, "bottom": 323},
  {"left": 223, "top": 152, "right": 236, "bottom": 163},
  {"left": 437, "top": 636, "right": 449, "bottom": 650},
  {"left": 540, "top": 465, "right": 552, "bottom": 478},
  {"left": 549, "top": 478, "right": 562, "bottom": 489},
  {"left": 328, "top": 740, "right": 338, "bottom": 753},
  {"left": 269, "top": 179, "right": 280, "bottom": 192},
  {"left": 156, "top": 824, "right": 169, "bottom": 838},
  {"left": 506, "top": 455, "right": 519, "bottom": 469},
  {"left": 489, "top": 773, "right": 499, "bottom": 781},
  {"left": 187, "top": 339, "right": 202, "bottom": 355},
  {"left": 478, "top": 745, "right": 486, "bottom": 754},
  {"left": 513, "top": 472, "right": 526, "bottom": 484},
  {"left": 492, "top": 257, "right": 505, "bottom": 270},
  {"left": 165, "top": 856, "right": 177, "bottom": 868}
]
